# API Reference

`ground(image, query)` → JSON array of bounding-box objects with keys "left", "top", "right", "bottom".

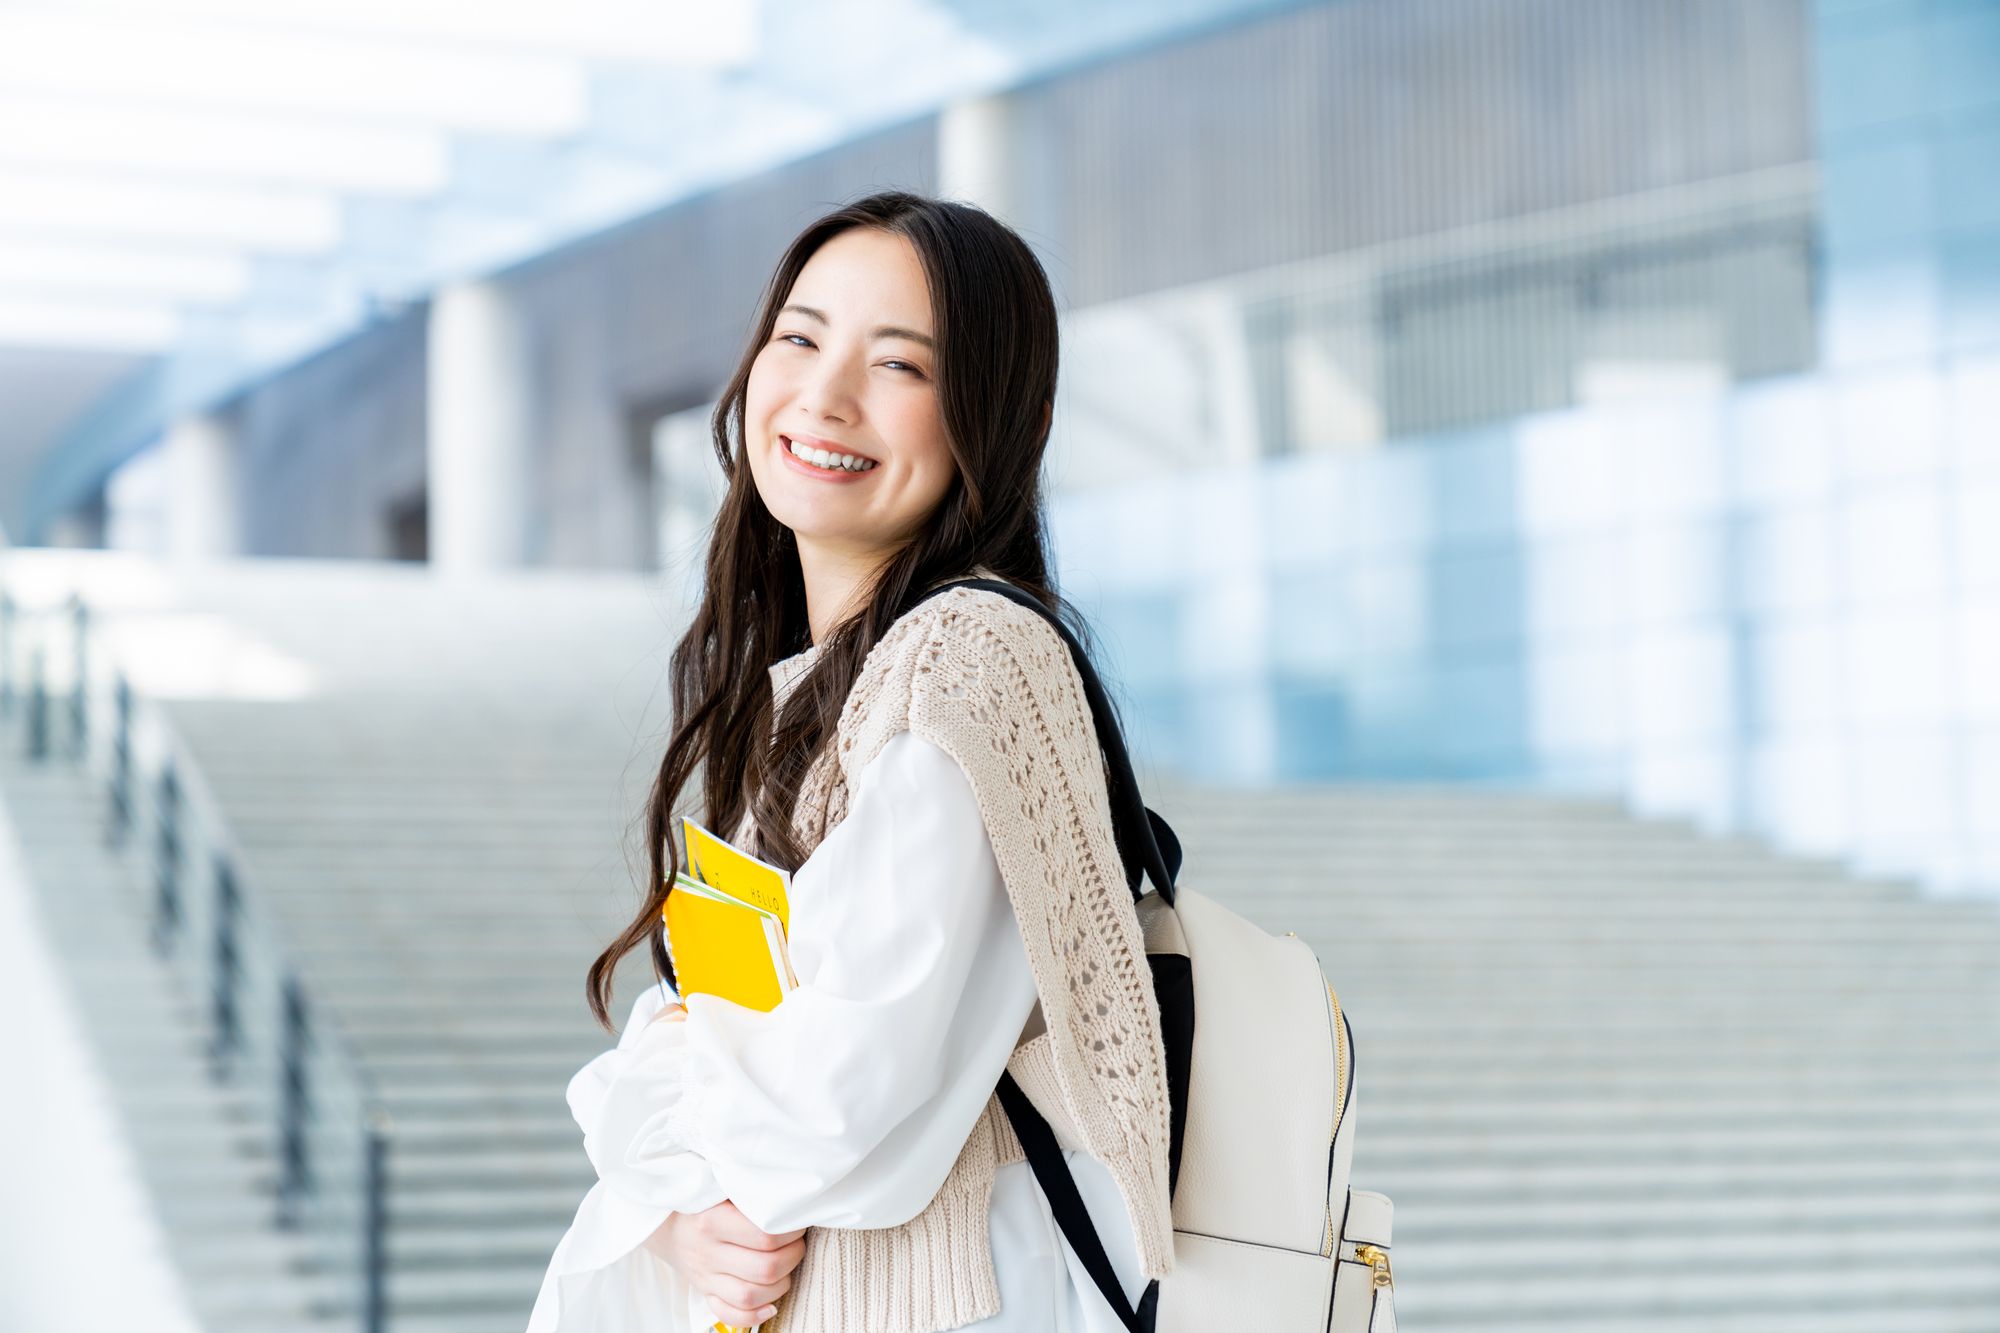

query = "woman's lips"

[
  {"left": 778, "top": 434, "right": 876, "bottom": 483},
  {"left": 785, "top": 430, "right": 875, "bottom": 463}
]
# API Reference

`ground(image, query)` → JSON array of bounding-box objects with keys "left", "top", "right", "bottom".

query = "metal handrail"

[{"left": 1, "top": 585, "right": 394, "bottom": 1333}]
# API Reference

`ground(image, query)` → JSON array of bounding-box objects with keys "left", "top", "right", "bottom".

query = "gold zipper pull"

[{"left": 1352, "top": 1244, "right": 1393, "bottom": 1290}]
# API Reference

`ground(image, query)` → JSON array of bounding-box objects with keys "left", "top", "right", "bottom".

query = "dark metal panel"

[{"left": 1015, "top": 0, "right": 1811, "bottom": 306}]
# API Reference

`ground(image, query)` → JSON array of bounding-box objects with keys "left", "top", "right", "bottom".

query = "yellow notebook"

[
  {"left": 662, "top": 818, "right": 796, "bottom": 1014},
  {"left": 683, "top": 817, "right": 791, "bottom": 931}
]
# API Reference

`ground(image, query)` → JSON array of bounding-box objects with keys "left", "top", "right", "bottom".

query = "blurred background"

[{"left": 2, "top": 0, "right": 1997, "bottom": 1329}]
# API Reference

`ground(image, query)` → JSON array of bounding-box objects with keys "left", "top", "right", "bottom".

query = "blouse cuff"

[{"left": 578, "top": 1013, "right": 718, "bottom": 1208}]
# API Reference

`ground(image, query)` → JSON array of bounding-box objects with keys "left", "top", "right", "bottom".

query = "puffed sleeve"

[
  {"left": 525, "top": 729, "right": 1038, "bottom": 1330},
  {"left": 524, "top": 989, "right": 724, "bottom": 1333}
]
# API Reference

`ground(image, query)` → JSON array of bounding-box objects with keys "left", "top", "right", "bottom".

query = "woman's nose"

[{"left": 794, "top": 354, "right": 863, "bottom": 422}]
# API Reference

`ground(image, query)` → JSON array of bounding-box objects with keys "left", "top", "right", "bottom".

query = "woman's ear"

[{"left": 1041, "top": 399, "right": 1052, "bottom": 435}]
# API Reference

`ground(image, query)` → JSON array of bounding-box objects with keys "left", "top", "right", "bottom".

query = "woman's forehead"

[{"left": 788, "top": 230, "right": 932, "bottom": 332}]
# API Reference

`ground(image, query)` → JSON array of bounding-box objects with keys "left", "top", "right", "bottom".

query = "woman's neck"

[
  {"left": 796, "top": 538, "right": 894, "bottom": 645},
  {"left": 795, "top": 543, "right": 1005, "bottom": 646}
]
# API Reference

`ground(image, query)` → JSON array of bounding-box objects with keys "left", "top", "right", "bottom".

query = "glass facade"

[
  {"left": 1817, "top": 0, "right": 2000, "bottom": 367},
  {"left": 1055, "top": 347, "right": 2000, "bottom": 896},
  {"left": 1030, "top": 1, "right": 2000, "bottom": 902}
]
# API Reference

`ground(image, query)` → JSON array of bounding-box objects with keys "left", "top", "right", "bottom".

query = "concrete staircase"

[
  {"left": 4, "top": 554, "right": 1996, "bottom": 1331},
  {"left": 147, "top": 706, "right": 664, "bottom": 1332},
  {"left": 1185, "top": 792, "right": 2000, "bottom": 1331},
  {"left": 0, "top": 742, "right": 332, "bottom": 1332}
]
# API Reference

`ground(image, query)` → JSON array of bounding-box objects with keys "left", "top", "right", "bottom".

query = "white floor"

[{"left": 0, "top": 792, "right": 205, "bottom": 1333}]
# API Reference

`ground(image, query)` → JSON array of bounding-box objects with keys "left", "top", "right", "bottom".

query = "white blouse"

[{"left": 525, "top": 728, "right": 1149, "bottom": 1333}]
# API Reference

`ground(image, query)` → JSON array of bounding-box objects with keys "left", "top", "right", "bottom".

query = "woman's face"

[{"left": 744, "top": 226, "right": 955, "bottom": 565}]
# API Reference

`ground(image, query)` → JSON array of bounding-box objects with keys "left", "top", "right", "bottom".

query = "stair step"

[
  {"left": 1399, "top": 1187, "right": 2000, "bottom": 1238},
  {"left": 1401, "top": 1262, "right": 2000, "bottom": 1321}
]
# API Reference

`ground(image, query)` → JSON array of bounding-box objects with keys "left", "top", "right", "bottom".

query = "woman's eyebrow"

[{"left": 779, "top": 303, "right": 934, "bottom": 350}]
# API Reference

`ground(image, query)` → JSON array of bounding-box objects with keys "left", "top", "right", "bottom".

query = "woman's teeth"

[{"left": 786, "top": 436, "right": 876, "bottom": 472}]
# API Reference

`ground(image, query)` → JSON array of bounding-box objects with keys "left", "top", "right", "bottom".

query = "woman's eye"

[{"left": 774, "top": 334, "right": 922, "bottom": 378}]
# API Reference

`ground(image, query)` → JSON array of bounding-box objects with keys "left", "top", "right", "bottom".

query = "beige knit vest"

[{"left": 740, "top": 576, "right": 1175, "bottom": 1333}]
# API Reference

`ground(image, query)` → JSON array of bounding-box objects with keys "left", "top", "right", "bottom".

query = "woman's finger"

[
  {"left": 718, "top": 1269, "right": 792, "bottom": 1310},
  {"left": 707, "top": 1294, "right": 777, "bottom": 1327},
  {"left": 714, "top": 1235, "right": 805, "bottom": 1286},
  {"left": 703, "top": 1199, "right": 803, "bottom": 1250}
]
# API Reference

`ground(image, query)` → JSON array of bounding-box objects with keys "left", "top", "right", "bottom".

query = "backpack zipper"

[
  {"left": 1289, "top": 931, "right": 1348, "bottom": 1257},
  {"left": 1323, "top": 976, "right": 1346, "bottom": 1255},
  {"left": 1329, "top": 993, "right": 1392, "bottom": 1293},
  {"left": 1328, "top": 978, "right": 1346, "bottom": 1138},
  {"left": 1354, "top": 1243, "right": 1394, "bottom": 1289},
  {"left": 1292, "top": 936, "right": 1384, "bottom": 1288}
]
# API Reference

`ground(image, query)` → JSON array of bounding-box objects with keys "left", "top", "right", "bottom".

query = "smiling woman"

[
  {"left": 528, "top": 190, "right": 1168, "bottom": 1333},
  {"left": 743, "top": 225, "right": 962, "bottom": 644}
]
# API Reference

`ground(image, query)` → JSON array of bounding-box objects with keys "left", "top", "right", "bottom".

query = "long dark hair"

[{"left": 588, "top": 189, "right": 1114, "bottom": 1030}]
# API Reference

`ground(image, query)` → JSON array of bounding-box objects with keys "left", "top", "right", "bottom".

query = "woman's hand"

[{"left": 643, "top": 1200, "right": 807, "bottom": 1327}]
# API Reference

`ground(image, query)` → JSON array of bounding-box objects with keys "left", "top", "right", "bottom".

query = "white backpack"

[
  {"left": 918, "top": 579, "right": 1398, "bottom": 1333},
  {"left": 1128, "top": 888, "right": 1397, "bottom": 1333}
]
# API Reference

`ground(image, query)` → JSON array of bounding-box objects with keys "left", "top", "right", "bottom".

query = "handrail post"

[
  {"left": 107, "top": 675, "right": 133, "bottom": 849},
  {"left": 26, "top": 644, "right": 47, "bottom": 761},
  {"left": 0, "top": 589, "right": 14, "bottom": 719},
  {"left": 363, "top": 1115, "right": 390, "bottom": 1333},
  {"left": 151, "top": 761, "right": 181, "bottom": 955},
  {"left": 68, "top": 595, "right": 88, "bottom": 761},
  {"left": 211, "top": 856, "right": 241, "bottom": 1080},
  {"left": 277, "top": 975, "right": 311, "bottom": 1228}
]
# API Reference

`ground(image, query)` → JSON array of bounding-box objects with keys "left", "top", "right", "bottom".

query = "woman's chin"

[{"left": 775, "top": 511, "right": 875, "bottom": 551}]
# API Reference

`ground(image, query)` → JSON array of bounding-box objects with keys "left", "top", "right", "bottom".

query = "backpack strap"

[
  {"left": 903, "top": 576, "right": 1180, "bottom": 906},
  {"left": 997, "top": 1072, "right": 1158, "bottom": 1332},
  {"left": 906, "top": 576, "right": 1188, "bottom": 1332}
]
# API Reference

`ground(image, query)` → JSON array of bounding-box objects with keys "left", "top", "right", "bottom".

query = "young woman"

[{"left": 527, "top": 190, "right": 1174, "bottom": 1333}]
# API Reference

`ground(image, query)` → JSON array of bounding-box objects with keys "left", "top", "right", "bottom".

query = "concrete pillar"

[
  {"left": 938, "top": 92, "right": 1023, "bottom": 226},
  {"left": 44, "top": 498, "right": 106, "bottom": 551},
  {"left": 427, "top": 279, "right": 535, "bottom": 572},
  {"left": 162, "top": 411, "right": 242, "bottom": 561},
  {"left": 1201, "top": 292, "right": 1267, "bottom": 466}
]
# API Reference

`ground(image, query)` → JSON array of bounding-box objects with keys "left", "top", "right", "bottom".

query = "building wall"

[
  {"left": 219, "top": 119, "right": 938, "bottom": 567},
  {"left": 180, "top": 0, "right": 2000, "bottom": 904},
  {"left": 1037, "top": 0, "right": 2000, "bottom": 903},
  {"left": 235, "top": 313, "right": 428, "bottom": 561},
  {"left": 209, "top": 0, "right": 1811, "bottom": 568}
]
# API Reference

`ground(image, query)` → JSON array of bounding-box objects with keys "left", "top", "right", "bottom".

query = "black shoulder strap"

[
  {"left": 997, "top": 1073, "right": 1159, "bottom": 1332},
  {"left": 905, "top": 577, "right": 1180, "bottom": 906}
]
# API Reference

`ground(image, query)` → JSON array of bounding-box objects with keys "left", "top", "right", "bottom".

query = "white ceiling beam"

[
  {"left": 0, "top": 296, "right": 181, "bottom": 353},
  {"left": 0, "top": 237, "right": 252, "bottom": 303},
  {"left": 0, "top": 10, "right": 589, "bottom": 135},
  {"left": 0, "top": 168, "right": 343, "bottom": 254},
  {"left": 28, "top": 0, "right": 758, "bottom": 67},
  {"left": 0, "top": 95, "right": 450, "bottom": 196}
]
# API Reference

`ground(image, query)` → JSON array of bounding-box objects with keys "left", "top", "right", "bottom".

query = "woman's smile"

[
  {"left": 744, "top": 226, "right": 954, "bottom": 570},
  {"left": 777, "top": 432, "right": 881, "bottom": 483}
]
